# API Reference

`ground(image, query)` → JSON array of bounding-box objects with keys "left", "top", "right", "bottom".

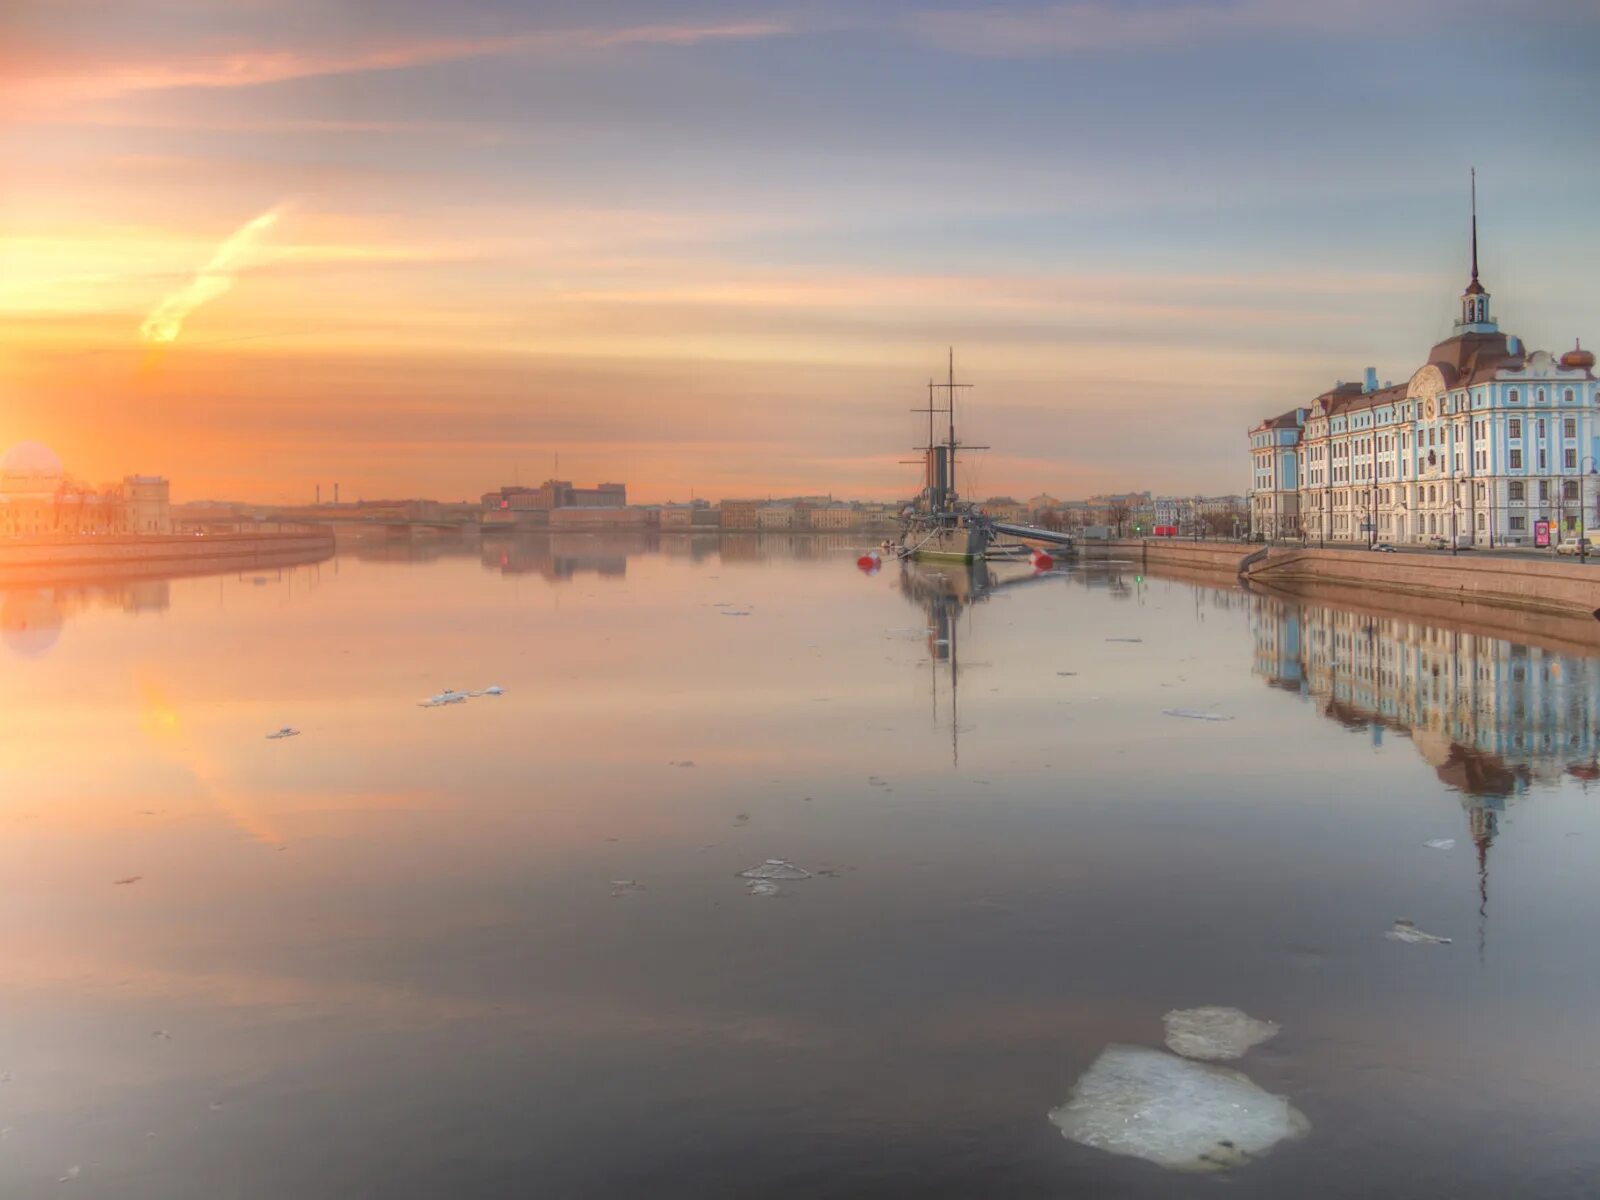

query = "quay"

[{"left": 1076, "top": 539, "right": 1600, "bottom": 619}]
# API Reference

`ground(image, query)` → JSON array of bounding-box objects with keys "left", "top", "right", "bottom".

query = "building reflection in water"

[
  {"left": 1, "top": 581, "right": 171, "bottom": 658},
  {"left": 1250, "top": 590, "right": 1600, "bottom": 958}
]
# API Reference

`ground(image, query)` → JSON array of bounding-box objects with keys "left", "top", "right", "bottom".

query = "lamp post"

[{"left": 1582, "top": 458, "right": 1600, "bottom": 563}]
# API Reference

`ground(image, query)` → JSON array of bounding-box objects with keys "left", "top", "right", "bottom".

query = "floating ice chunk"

[
  {"left": 720, "top": 610, "right": 751, "bottom": 617},
  {"left": 468, "top": 685, "right": 504, "bottom": 697},
  {"left": 668, "top": 760, "right": 695, "bottom": 767},
  {"left": 746, "top": 880, "right": 781, "bottom": 897},
  {"left": 1422, "top": 838, "right": 1455, "bottom": 850},
  {"left": 1386, "top": 919, "right": 1451, "bottom": 944},
  {"left": 418, "top": 690, "right": 469, "bottom": 708},
  {"left": 58, "top": 1166, "right": 81, "bottom": 1182},
  {"left": 1161, "top": 709, "right": 1233, "bottom": 722},
  {"left": 1048, "top": 1044, "right": 1309, "bottom": 1173},
  {"left": 739, "top": 859, "right": 812, "bottom": 880},
  {"left": 1106, "top": 637, "right": 1143, "bottom": 643},
  {"left": 265, "top": 727, "right": 300, "bottom": 739},
  {"left": 609, "top": 880, "right": 645, "bottom": 897},
  {"left": 1163, "top": 1007, "right": 1280, "bottom": 1061},
  {"left": 1056, "top": 671, "right": 1077, "bottom": 676},
  {"left": 113, "top": 876, "right": 141, "bottom": 886}
]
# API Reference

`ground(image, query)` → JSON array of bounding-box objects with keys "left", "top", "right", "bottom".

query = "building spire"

[
  {"left": 1456, "top": 167, "right": 1493, "bottom": 330},
  {"left": 1470, "top": 166, "right": 1479, "bottom": 289}
]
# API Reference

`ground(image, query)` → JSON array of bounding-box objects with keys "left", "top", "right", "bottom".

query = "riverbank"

[{"left": 1078, "top": 538, "right": 1600, "bottom": 619}]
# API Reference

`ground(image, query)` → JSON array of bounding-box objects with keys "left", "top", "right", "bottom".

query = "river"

[{"left": 2, "top": 531, "right": 1598, "bottom": 1197}]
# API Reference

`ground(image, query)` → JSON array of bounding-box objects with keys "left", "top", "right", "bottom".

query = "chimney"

[
  {"left": 316, "top": 484, "right": 321, "bottom": 505},
  {"left": 1363, "top": 367, "right": 1378, "bottom": 393},
  {"left": 334, "top": 483, "right": 340, "bottom": 505}
]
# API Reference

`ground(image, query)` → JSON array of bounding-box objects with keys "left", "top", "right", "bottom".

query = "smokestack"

[
  {"left": 316, "top": 484, "right": 321, "bottom": 505},
  {"left": 334, "top": 482, "right": 340, "bottom": 505}
]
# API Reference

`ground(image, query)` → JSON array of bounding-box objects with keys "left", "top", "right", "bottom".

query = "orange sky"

[{"left": 3, "top": 0, "right": 1596, "bottom": 503}]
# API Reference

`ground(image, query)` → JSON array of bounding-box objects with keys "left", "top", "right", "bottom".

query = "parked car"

[
  {"left": 1426, "top": 535, "right": 1450, "bottom": 549},
  {"left": 1556, "top": 537, "right": 1592, "bottom": 556},
  {"left": 1371, "top": 542, "right": 1397, "bottom": 553}
]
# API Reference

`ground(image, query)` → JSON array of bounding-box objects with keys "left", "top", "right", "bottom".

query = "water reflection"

[{"left": 1249, "top": 588, "right": 1600, "bottom": 960}]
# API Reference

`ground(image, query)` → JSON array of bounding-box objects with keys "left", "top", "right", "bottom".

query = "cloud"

[
  {"left": 139, "top": 204, "right": 284, "bottom": 344},
  {"left": 910, "top": 0, "right": 1433, "bottom": 57},
  {"left": 8, "top": 20, "right": 793, "bottom": 106}
]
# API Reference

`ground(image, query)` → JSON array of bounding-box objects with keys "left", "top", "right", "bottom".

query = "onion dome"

[{"left": 1560, "top": 340, "right": 1595, "bottom": 371}]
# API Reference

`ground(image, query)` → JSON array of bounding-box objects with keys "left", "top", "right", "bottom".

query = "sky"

[{"left": 3, "top": 0, "right": 1598, "bottom": 504}]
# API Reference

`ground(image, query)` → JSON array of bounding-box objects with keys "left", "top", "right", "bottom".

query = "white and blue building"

[{"left": 1249, "top": 204, "right": 1597, "bottom": 545}]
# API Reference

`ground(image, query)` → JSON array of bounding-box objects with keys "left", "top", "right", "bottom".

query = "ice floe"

[
  {"left": 746, "top": 880, "right": 782, "bottom": 897},
  {"left": 1161, "top": 709, "right": 1233, "bottom": 722},
  {"left": 738, "top": 859, "right": 812, "bottom": 880},
  {"left": 265, "top": 727, "right": 300, "bottom": 739},
  {"left": 1386, "top": 919, "right": 1451, "bottom": 944},
  {"left": 1422, "top": 838, "right": 1455, "bottom": 850},
  {"left": 1163, "top": 1006, "right": 1279, "bottom": 1061},
  {"left": 1048, "top": 1044, "right": 1309, "bottom": 1173}
]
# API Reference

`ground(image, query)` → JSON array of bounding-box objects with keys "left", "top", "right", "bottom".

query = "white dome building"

[
  {"left": 0, "top": 441, "right": 170, "bottom": 539},
  {"left": 0, "top": 441, "right": 65, "bottom": 496}
]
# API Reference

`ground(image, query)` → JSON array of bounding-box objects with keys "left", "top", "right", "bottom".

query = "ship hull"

[{"left": 901, "top": 522, "right": 987, "bottom": 563}]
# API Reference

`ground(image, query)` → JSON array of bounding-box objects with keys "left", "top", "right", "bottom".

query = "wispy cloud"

[
  {"left": 140, "top": 205, "right": 284, "bottom": 344},
  {"left": 8, "top": 20, "right": 793, "bottom": 106},
  {"left": 910, "top": 0, "right": 1433, "bottom": 57}
]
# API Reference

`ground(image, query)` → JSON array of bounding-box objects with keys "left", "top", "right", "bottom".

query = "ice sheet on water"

[
  {"left": 1048, "top": 1044, "right": 1309, "bottom": 1173},
  {"left": 746, "top": 880, "right": 781, "bottom": 897},
  {"left": 1422, "top": 838, "right": 1455, "bottom": 850},
  {"left": 1386, "top": 919, "right": 1451, "bottom": 944},
  {"left": 1161, "top": 709, "right": 1233, "bottom": 722},
  {"left": 1163, "top": 1007, "right": 1280, "bottom": 1061},
  {"left": 609, "top": 879, "right": 645, "bottom": 897},
  {"left": 738, "top": 859, "right": 812, "bottom": 880}
]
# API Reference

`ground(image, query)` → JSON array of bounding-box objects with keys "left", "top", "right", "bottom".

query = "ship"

[{"left": 895, "top": 351, "right": 1077, "bottom": 564}]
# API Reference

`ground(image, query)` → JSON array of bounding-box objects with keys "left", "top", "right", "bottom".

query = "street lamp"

[{"left": 1581, "top": 457, "right": 1600, "bottom": 562}]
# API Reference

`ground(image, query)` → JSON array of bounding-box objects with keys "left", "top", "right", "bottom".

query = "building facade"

[
  {"left": 0, "top": 443, "right": 171, "bottom": 538},
  {"left": 1249, "top": 212, "right": 1597, "bottom": 545}
]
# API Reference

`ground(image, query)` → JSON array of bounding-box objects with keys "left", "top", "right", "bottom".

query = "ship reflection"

[
  {"left": 1250, "top": 590, "right": 1600, "bottom": 959},
  {"left": 897, "top": 558, "right": 1064, "bottom": 764}
]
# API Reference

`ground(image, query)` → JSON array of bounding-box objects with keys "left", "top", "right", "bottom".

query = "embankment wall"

[
  {"left": 1078, "top": 539, "right": 1600, "bottom": 618},
  {"left": 0, "top": 531, "right": 334, "bottom": 571}
]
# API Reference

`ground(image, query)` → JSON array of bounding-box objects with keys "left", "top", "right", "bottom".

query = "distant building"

[
  {"left": 0, "top": 443, "right": 170, "bottom": 537},
  {"left": 719, "top": 500, "right": 763, "bottom": 529},
  {"left": 805, "top": 505, "right": 858, "bottom": 531},
  {"left": 980, "top": 496, "right": 1029, "bottom": 523},
  {"left": 756, "top": 504, "right": 795, "bottom": 530},
  {"left": 482, "top": 480, "right": 626, "bottom": 513}
]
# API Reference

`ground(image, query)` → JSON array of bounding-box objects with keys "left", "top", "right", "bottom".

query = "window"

[
  {"left": 1538, "top": 419, "right": 1546, "bottom": 438},
  {"left": 1511, "top": 516, "right": 1526, "bottom": 531},
  {"left": 1566, "top": 449, "right": 1578, "bottom": 470},
  {"left": 1510, "top": 481, "right": 1525, "bottom": 501},
  {"left": 1565, "top": 389, "right": 1576, "bottom": 404},
  {"left": 1510, "top": 450, "right": 1522, "bottom": 470},
  {"left": 1510, "top": 389, "right": 1521, "bottom": 403},
  {"left": 1538, "top": 388, "right": 1547, "bottom": 403},
  {"left": 1565, "top": 480, "right": 1579, "bottom": 501},
  {"left": 1565, "top": 418, "right": 1577, "bottom": 439},
  {"left": 1477, "top": 513, "right": 1485, "bottom": 529},
  {"left": 1539, "top": 480, "right": 1550, "bottom": 502},
  {"left": 1509, "top": 418, "right": 1521, "bottom": 438}
]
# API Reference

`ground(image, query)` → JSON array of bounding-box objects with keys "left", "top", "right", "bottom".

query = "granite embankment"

[
  {"left": 0, "top": 531, "right": 334, "bottom": 574},
  {"left": 1077, "top": 539, "right": 1600, "bottom": 618}
]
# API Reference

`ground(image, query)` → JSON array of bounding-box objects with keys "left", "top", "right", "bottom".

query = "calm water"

[{"left": 4, "top": 532, "right": 1600, "bottom": 1198}]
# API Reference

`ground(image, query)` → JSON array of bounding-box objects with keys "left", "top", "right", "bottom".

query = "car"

[
  {"left": 1426, "top": 535, "right": 1450, "bottom": 550},
  {"left": 1371, "top": 542, "right": 1397, "bottom": 553},
  {"left": 1556, "top": 537, "right": 1592, "bottom": 556}
]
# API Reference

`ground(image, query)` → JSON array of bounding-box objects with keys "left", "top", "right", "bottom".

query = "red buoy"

[
  {"left": 857, "top": 552, "right": 880, "bottom": 571},
  {"left": 1031, "top": 551, "right": 1054, "bottom": 570}
]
